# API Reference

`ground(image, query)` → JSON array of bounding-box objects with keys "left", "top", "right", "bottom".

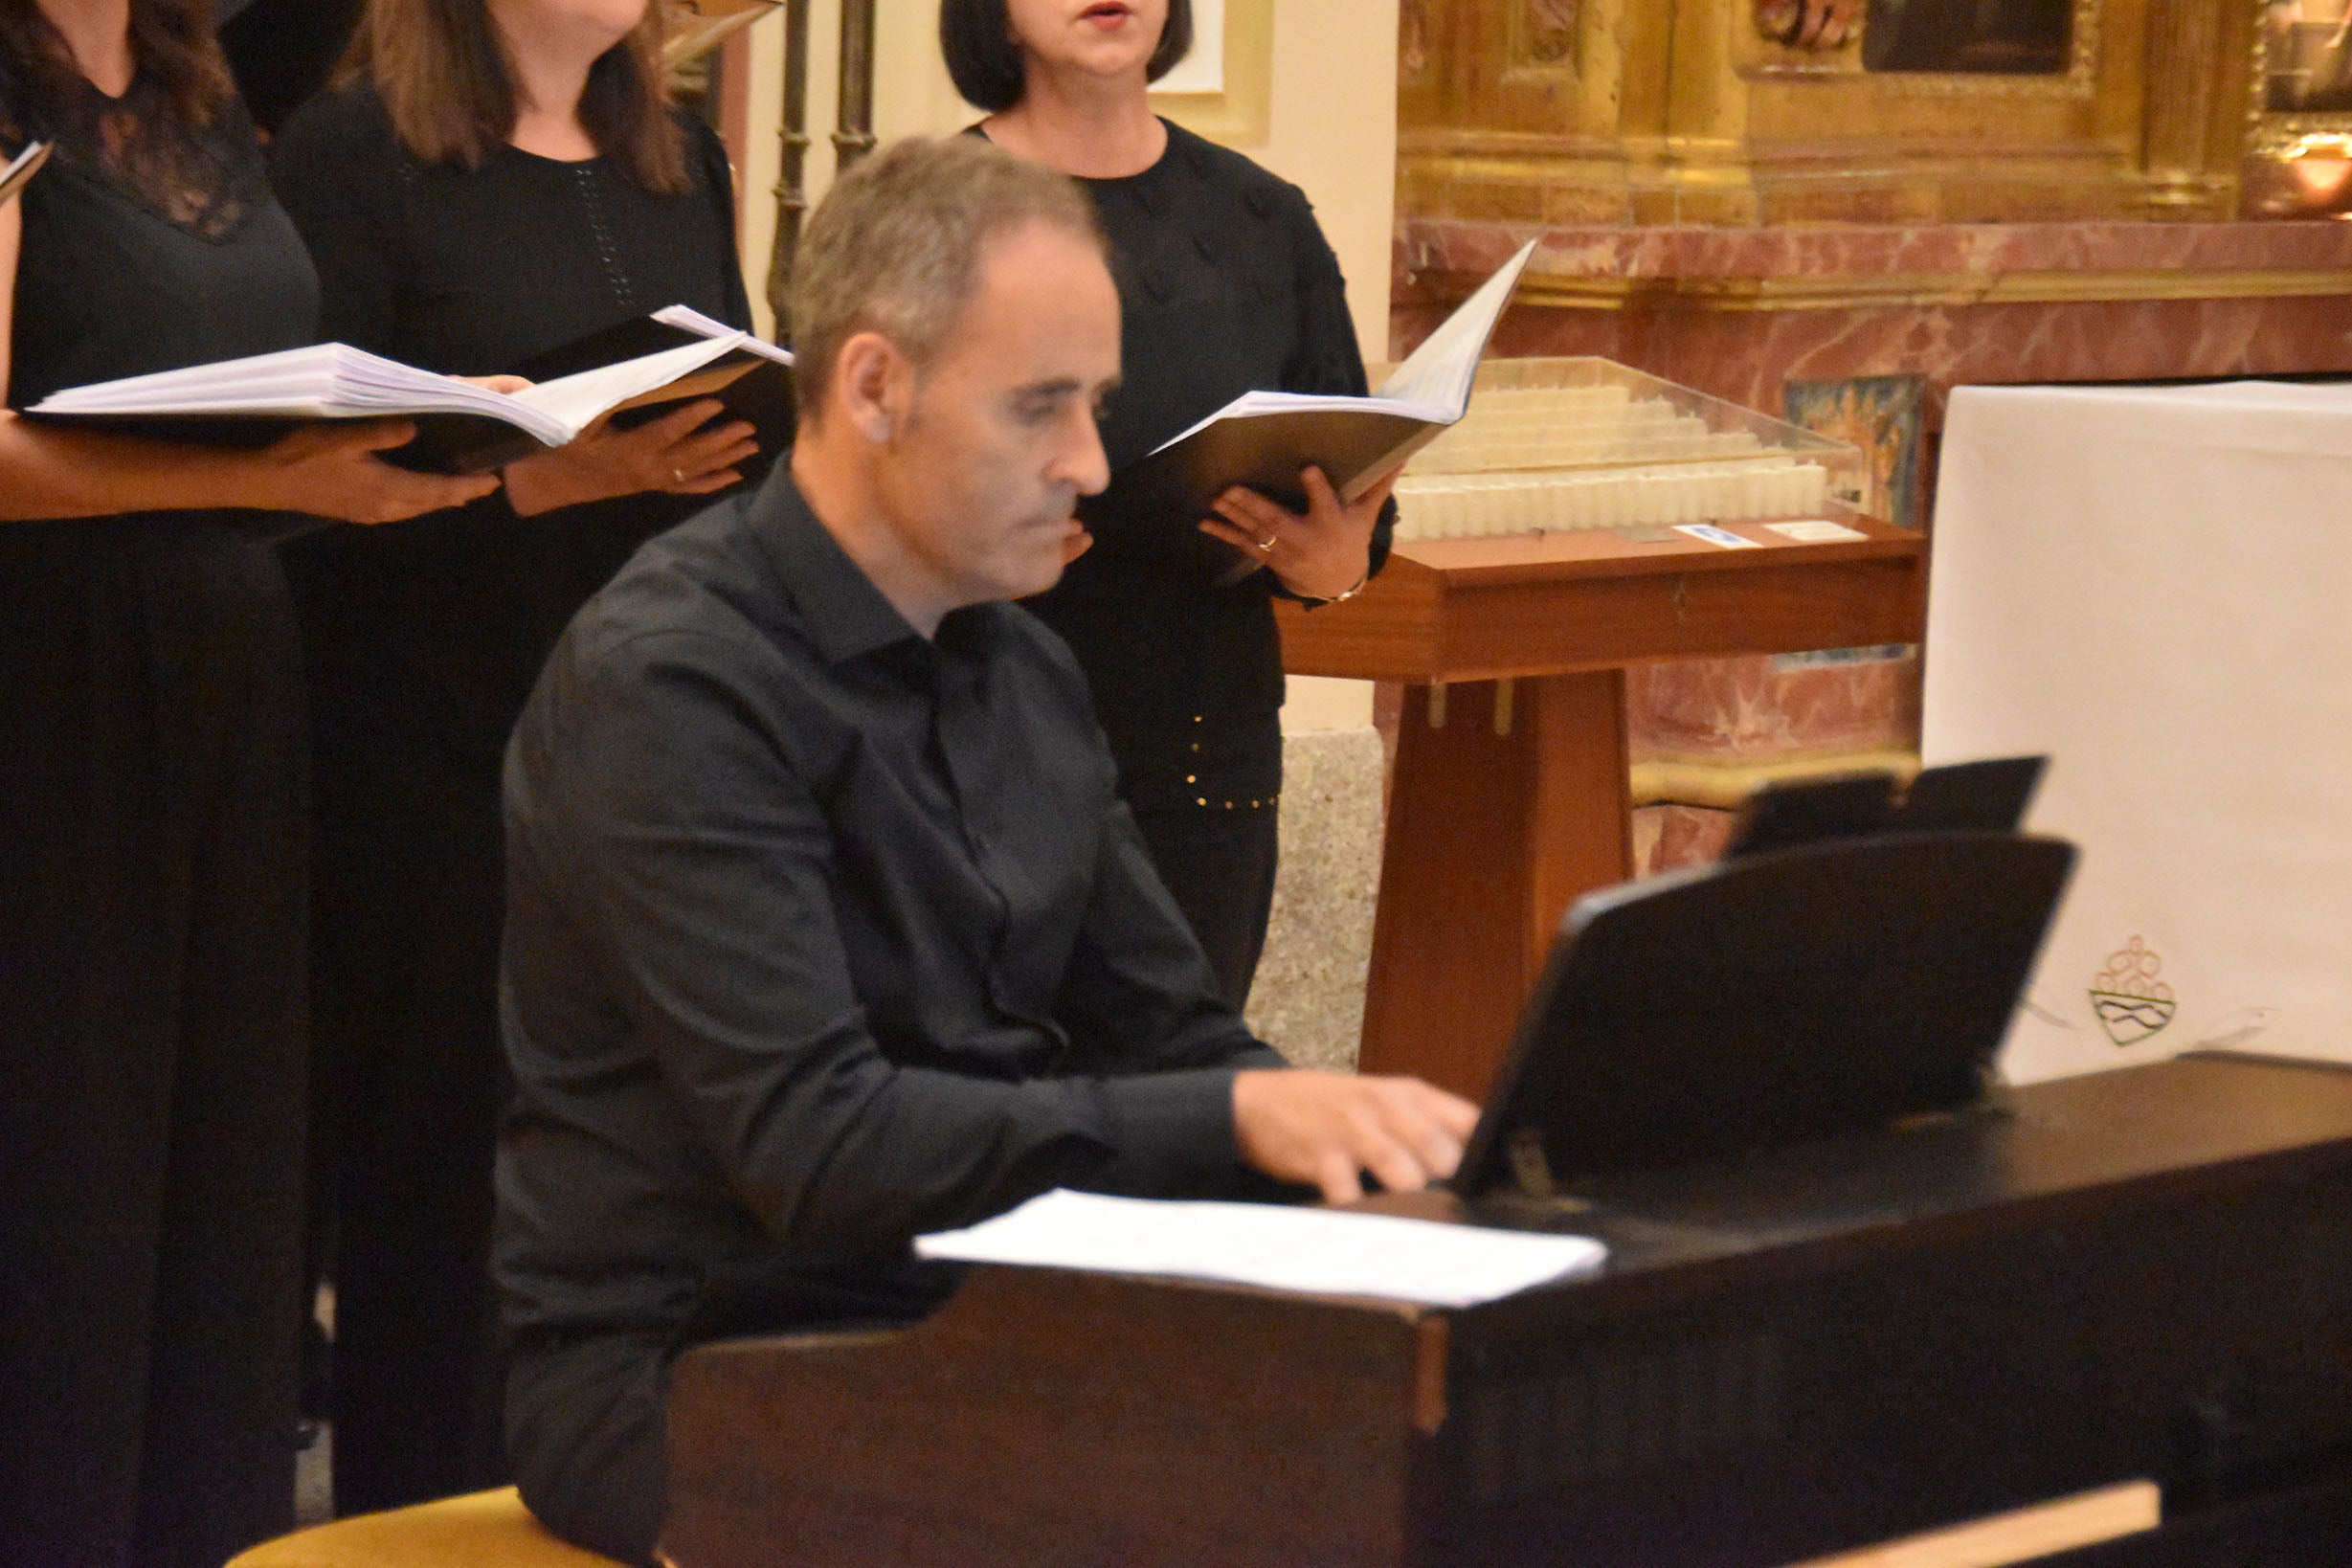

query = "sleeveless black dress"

[{"left": 0, "top": 68, "right": 320, "bottom": 1568}]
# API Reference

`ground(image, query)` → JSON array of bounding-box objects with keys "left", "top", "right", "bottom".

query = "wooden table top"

[{"left": 1276, "top": 514, "right": 1927, "bottom": 683}]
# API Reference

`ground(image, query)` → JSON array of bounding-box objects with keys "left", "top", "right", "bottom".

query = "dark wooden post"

[
  {"left": 764, "top": 0, "right": 814, "bottom": 336},
  {"left": 833, "top": 0, "right": 879, "bottom": 170}
]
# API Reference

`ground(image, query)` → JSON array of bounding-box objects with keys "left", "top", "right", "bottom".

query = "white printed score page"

[{"left": 913, "top": 1189, "right": 1606, "bottom": 1310}]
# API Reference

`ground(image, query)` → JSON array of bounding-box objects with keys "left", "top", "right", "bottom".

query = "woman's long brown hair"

[
  {"left": 345, "top": 0, "right": 685, "bottom": 192},
  {"left": 0, "top": 0, "right": 236, "bottom": 137}
]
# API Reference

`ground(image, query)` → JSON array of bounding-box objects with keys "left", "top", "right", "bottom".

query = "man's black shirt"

[{"left": 495, "top": 464, "right": 1287, "bottom": 1340}]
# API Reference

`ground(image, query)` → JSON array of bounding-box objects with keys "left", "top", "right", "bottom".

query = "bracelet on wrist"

[{"left": 1295, "top": 567, "right": 1372, "bottom": 608}]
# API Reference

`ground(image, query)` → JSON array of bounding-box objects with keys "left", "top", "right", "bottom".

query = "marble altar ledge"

[{"left": 1396, "top": 218, "right": 2352, "bottom": 309}]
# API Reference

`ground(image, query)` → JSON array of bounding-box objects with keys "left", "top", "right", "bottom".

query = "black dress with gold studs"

[{"left": 1015, "top": 119, "right": 1393, "bottom": 1006}]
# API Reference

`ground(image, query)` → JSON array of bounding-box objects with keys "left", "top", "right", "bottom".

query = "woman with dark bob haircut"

[
  {"left": 940, "top": 0, "right": 1397, "bottom": 1009},
  {"left": 941, "top": 0, "right": 1193, "bottom": 109},
  {"left": 269, "top": 0, "right": 761, "bottom": 1516}
]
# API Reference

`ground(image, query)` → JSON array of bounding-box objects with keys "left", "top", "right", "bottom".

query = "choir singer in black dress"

[
  {"left": 268, "top": 0, "right": 761, "bottom": 1516},
  {"left": 0, "top": 2, "right": 494, "bottom": 1560},
  {"left": 942, "top": 0, "right": 1400, "bottom": 1008}
]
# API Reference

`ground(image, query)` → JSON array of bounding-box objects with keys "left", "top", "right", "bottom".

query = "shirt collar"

[
  {"left": 745, "top": 459, "right": 926, "bottom": 667},
  {"left": 743, "top": 459, "right": 1011, "bottom": 673}
]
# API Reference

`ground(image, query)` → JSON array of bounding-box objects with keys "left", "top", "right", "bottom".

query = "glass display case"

[{"left": 1389, "top": 358, "right": 1867, "bottom": 543}]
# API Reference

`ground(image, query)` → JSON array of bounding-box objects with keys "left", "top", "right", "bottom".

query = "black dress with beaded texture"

[
  {"left": 0, "top": 62, "right": 320, "bottom": 1568},
  {"left": 1012, "top": 120, "right": 1393, "bottom": 1006}
]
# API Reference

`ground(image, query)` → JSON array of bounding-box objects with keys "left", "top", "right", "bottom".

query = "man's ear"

[{"left": 833, "top": 331, "right": 907, "bottom": 446}]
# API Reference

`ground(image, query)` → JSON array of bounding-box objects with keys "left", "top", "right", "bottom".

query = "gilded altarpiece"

[{"left": 1397, "top": 0, "right": 2250, "bottom": 223}]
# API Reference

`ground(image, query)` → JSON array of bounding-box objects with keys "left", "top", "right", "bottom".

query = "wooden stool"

[{"left": 226, "top": 1487, "right": 626, "bottom": 1568}]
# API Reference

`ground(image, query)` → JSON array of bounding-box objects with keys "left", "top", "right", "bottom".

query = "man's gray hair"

[{"left": 787, "top": 136, "right": 1108, "bottom": 421}]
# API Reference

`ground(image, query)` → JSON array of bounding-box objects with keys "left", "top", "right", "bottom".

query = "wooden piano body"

[{"left": 661, "top": 1054, "right": 2352, "bottom": 1567}]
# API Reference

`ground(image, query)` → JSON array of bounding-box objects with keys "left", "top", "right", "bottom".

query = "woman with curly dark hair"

[
  {"left": 0, "top": 1, "right": 492, "bottom": 1560},
  {"left": 268, "top": 0, "right": 760, "bottom": 1515},
  {"left": 941, "top": 0, "right": 1397, "bottom": 1008}
]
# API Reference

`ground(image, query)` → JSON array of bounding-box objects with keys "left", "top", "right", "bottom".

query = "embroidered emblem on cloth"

[{"left": 2090, "top": 935, "right": 2177, "bottom": 1047}]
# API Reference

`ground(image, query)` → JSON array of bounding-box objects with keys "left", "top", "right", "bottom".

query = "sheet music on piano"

[{"left": 913, "top": 1188, "right": 1604, "bottom": 1308}]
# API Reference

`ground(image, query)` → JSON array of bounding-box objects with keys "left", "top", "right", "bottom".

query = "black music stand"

[
  {"left": 1455, "top": 764, "right": 2072, "bottom": 1199},
  {"left": 1722, "top": 753, "right": 2047, "bottom": 858}
]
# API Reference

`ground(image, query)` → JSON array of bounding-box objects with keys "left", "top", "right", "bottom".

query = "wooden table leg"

[{"left": 1355, "top": 670, "right": 1633, "bottom": 1103}]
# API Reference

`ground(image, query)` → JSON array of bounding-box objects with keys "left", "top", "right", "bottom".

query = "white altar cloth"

[{"left": 1923, "top": 381, "right": 2352, "bottom": 1084}]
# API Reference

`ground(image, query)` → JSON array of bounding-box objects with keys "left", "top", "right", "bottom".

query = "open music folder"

[
  {"left": 27, "top": 302, "right": 793, "bottom": 473},
  {"left": 1, "top": 140, "right": 49, "bottom": 208},
  {"left": 1093, "top": 238, "right": 1537, "bottom": 575}
]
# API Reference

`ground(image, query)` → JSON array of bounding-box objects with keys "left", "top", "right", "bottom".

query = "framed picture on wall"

[
  {"left": 2249, "top": 0, "right": 2352, "bottom": 214},
  {"left": 2263, "top": 0, "right": 2352, "bottom": 112}
]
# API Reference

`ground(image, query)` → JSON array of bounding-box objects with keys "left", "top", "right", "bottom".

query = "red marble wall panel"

[
  {"left": 1632, "top": 803, "right": 1737, "bottom": 877},
  {"left": 1398, "top": 291, "right": 2352, "bottom": 424},
  {"left": 1454, "top": 294, "right": 2352, "bottom": 427},
  {"left": 1627, "top": 654, "right": 1919, "bottom": 761},
  {"left": 1400, "top": 220, "right": 2352, "bottom": 303},
  {"left": 1392, "top": 220, "right": 2352, "bottom": 422}
]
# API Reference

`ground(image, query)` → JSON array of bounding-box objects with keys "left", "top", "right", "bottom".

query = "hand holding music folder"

[
  {"left": 1, "top": 140, "right": 49, "bottom": 207},
  {"left": 1092, "top": 239, "right": 1536, "bottom": 574},
  {"left": 26, "top": 302, "right": 794, "bottom": 474}
]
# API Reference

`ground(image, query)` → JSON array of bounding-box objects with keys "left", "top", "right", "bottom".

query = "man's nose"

[{"left": 1054, "top": 401, "right": 1111, "bottom": 498}]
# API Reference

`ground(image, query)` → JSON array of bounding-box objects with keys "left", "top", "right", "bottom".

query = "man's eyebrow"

[{"left": 1011, "top": 373, "right": 1123, "bottom": 402}]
